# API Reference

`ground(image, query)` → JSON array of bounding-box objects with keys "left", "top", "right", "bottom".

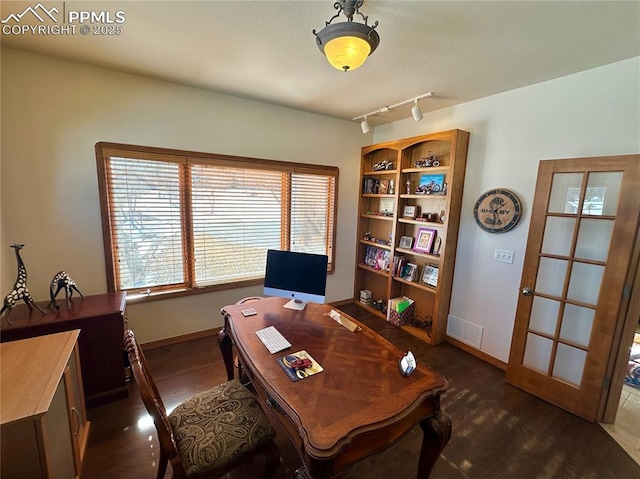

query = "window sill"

[{"left": 123, "top": 278, "right": 265, "bottom": 304}]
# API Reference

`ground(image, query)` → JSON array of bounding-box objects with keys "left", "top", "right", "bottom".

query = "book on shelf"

[
  {"left": 276, "top": 350, "right": 323, "bottom": 382},
  {"left": 363, "top": 178, "right": 380, "bottom": 194},
  {"left": 392, "top": 255, "right": 406, "bottom": 277}
]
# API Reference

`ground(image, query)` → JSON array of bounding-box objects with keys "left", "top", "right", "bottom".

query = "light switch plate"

[{"left": 494, "top": 249, "right": 514, "bottom": 264}]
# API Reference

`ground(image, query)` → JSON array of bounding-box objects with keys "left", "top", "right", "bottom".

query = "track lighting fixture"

[
  {"left": 353, "top": 92, "right": 434, "bottom": 133},
  {"left": 411, "top": 99, "right": 423, "bottom": 122},
  {"left": 361, "top": 116, "right": 370, "bottom": 134},
  {"left": 313, "top": 0, "right": 380, "bottom": 72}
]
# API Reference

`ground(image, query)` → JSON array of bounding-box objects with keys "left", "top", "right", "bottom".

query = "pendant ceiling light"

[{"left": 313, "top": 0, "right": 380, "bottom": 72}]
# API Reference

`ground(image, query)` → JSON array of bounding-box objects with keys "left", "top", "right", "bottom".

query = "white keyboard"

[{"left": 255, "top": 326, "right": 292, "bottom": 354}]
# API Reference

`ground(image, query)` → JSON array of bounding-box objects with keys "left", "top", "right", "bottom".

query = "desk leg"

[
  {"left": 417, "top": 408, "right": 451, "bottom": 478},
  {"left": 217, "top": 326, "right": 235, "bottom": 382}
]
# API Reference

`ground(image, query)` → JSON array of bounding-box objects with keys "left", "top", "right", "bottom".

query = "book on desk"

[{"left": 276, "top": 350, "right": 323, "bottom": 381}]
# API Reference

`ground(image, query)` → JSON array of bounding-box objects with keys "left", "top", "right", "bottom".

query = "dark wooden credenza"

[{"left": 0, "top": 292, "right": 128, "bottom": 407}]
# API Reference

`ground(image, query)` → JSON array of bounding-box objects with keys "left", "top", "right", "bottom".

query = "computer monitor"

[{"left": 263, "top": 249, "right": 328, "bottom": 310}]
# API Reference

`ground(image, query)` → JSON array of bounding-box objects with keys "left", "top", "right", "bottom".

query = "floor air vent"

[{"left": 447, "top": 315, "right": 483, "bottom": 349}]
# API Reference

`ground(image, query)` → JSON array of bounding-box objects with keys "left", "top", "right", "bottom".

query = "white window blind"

[
  {"left": 191, "top": 165, "right": 283, "bottom": 285},
  {"left": 291, "top": 174, "right": 335, "bottom": 265},
  {"left": 96, "top": 143, "right": 338, "bottom": 298},
  {"left": 106, "top": 157, "right": 186, "bottom": 290}
]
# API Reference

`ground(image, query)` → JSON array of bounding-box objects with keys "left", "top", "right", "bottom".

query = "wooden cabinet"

[
  {"left": 0, "top": 292, "right": 128, "bottom": 407},
  {"left": 354, "top": 129, "right": 470, "bottom": 344},
  {"left": 1, "top": 330, "right": 90, "bottom": 479}
]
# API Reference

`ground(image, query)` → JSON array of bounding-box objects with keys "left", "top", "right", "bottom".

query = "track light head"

[
  {"left": 361, "top": 116, "right": 370, "bottom": 134},
  {"left": 353, "top": 92, "right": 434, "bottom": 131},
  {"left": 411, "top": 100, "right": 423, "bottom": 122}
]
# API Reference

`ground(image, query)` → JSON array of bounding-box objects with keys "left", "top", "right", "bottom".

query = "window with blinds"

[{"left": 96, "top": 143, "right": 338, "bottom": 299}]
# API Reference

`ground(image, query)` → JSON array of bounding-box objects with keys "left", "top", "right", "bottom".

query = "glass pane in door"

[
  {"left": 585, "top": 172, "right": 623, "bottom": 216},
  {"left": 575, "top": 219, "right": 614, "bottom": 262},
  {"left": 566, "top": 262, "right": 604, "bottom": 305},
  {"left": 552, "top": 343, "right": 587, "bottom": 386},
  {"left": 559, "top": 304, "right": 595, "bottom": 347},
  {"left": 541, "top": 217, "right": 575, "bottom": 257},
  {"left": 536, "top": 257, "right": 568, "bottom": 297},
  {"left": 529, "top": 296, "right": 560, "bottom": 336},
  {"left": 523, "top": 333, "right": 553, "bottom": 373},
  {"left": 548, "top": 173, "right": 583, "bottom": 214}
]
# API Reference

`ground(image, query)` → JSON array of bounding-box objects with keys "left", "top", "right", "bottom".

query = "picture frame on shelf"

[
  {"left": 414, "top": 227, "right": 437, "bottom": 254},
  {"left": 417, "top": 174, "right": 446, "bottom": 195},
  {"left": 399, "top": 236, "right": 414, "bottom": 249},
  {"left": 421, "top": 264, "right": 439, "bottom": 288},
  {"left": 403, "top": 205, "right": 420, "bottom": 218},
  {"left": 379, "top": 198, "right": 394, "bottom": 214},
  {"left": 400, "top": 263, "right": 418, "bottom": 282},
  {"left": 378, "top": 179, "right": 390, "bottom": 194}
]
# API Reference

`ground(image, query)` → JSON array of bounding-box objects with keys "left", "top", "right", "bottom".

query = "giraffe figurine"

[
  {"left": 48, "top": 271, "right": 84, "bottom": 310},
  {"left": 1, "top": 243, "right": 47, "bottom": 324}
]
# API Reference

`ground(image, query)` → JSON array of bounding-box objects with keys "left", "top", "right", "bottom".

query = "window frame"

[{"left": 95, "top": 142, "right": 338, "bottom": 303}]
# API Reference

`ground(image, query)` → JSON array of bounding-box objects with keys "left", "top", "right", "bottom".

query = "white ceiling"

[{"left": 2, "top": 1, "right": 639, "bottom": 126}]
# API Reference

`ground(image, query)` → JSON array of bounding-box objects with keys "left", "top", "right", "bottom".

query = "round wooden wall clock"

[{"left": 473, "top": 188, "right": 522, "bottom": 233}]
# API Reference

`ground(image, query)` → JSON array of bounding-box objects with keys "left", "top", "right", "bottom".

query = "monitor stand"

[{"left": 284, "top": 299, "right": 307, "bottom": 311}]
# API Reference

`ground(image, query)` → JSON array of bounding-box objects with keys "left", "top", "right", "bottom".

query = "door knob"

[{"left": 522, "top": 287, "right": 533, "bottom": 296}]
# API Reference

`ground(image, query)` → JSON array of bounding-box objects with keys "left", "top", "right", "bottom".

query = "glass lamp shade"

[{"left": 324, "top": 36, "right": 371, "bottom": 71}]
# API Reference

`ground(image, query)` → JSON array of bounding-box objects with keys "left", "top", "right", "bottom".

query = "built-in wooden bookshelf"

[{"left": 353, "top": 129, "right": 470, "bottom": 344}]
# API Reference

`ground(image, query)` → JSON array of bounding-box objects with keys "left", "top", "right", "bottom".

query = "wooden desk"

[
  {"left": 219, "top": 297, "right": 451, "bottom": 479},
  {"left": 1, "top": 292, "right": 128, "bottom": 407}
]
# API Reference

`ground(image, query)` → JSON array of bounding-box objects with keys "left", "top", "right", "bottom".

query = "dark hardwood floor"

[{"left": 82, "top": 303, "right": 640, "bottom": 479}]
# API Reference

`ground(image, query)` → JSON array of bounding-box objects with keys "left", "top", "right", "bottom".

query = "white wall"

[
  {"left": 3, "top": 47, "right": 638, "bottom": 361},
  {"left": 374, "top": 57, "right": 640, "bottom": 362},
  {"left": 1, "top": 47, "right": 368, "bottom": 343}
]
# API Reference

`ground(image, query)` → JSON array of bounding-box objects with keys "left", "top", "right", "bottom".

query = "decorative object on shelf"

[
  {"left": 473, "top": 188, "right": 523, "bottom": 234},
  {"left": 442, "top": 182, "right": 448, "bottom": 194},
  {"left": 364, "top": 232, "right": 372, "bottom": 241},
  {"left": 372, "top": 159, "right": 393, "bottom": 171},
  {"left": 378, "top": 179, "right": 390, "bottom": 194},
  {"left": 353, "top": 92, "right": 434, "bottom": 133},
  {"left": 406, "top": 179, "right": 412, "bottom": 195},
  {"left": 439, "top": 210, "right": 446, "bottom": 223},
  {"left": 403, "top": 205, "right": 419, "bottom": 219},
  {"left": 359, "top": 289, "right": 372, "bottom": 305},
  {"left": 1, "top": 243, "right": 46, "bottom": 323},
  {"left": 416, "top": 174, "right": 445, "bottom": 195},
  {"left": 432, "top": 237, "right": 443, "bottom": 256},
  {"left": 425, "top": 212, "right": 439, "bottom": 222},
  {"left": 386, "top": 296, "right": 414, "bottom": 327},
  {"left": 414, "top": 152, "right": 439, "bottom": 168},
  {"left": 313, "top": 0, "right": 380, "bottom": 72},
  {"left": 48, "top": 271, "right": 84, "bottom": 310},
  {"left": 388, "top": 180, "right": 395, "bottom": 194},
  {"left": 379, "top": 197, "right": 394, "bottom": 214},
  {"left": 371, "top": 299, "right": 387, "bottom": 313},
  {"left": 412, "top": 314, "right": 433, "bottom": 330},
  {"left": 421, "top": 265, "right": 439, "bottom": 288},
  {"left": 414, "top": 228, "right": 437, "bottom": 254},
  {"left": 399, "top": 236, "right": 414, "bottom": 249}
]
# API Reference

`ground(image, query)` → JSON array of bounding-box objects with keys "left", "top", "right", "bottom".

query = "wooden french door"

[{"left": 506, "top": 155, "right": 640, "bottom": 421}]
